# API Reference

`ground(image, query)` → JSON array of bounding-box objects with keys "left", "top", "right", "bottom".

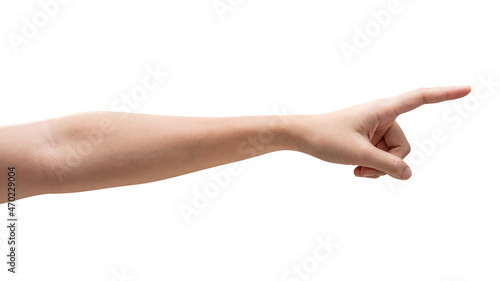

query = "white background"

[{"left": 1, "top": 0, "right": 500, "bottom": 280}]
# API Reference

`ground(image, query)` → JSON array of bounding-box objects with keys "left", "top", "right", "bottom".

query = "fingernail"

[{"left": 401, "top": 167, "right": 412, "bottom": 180}]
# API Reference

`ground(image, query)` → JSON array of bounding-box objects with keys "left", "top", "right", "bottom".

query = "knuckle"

[
  {"left": 390, "top": 159, "right": 399, "bottom": 173},
  {"left": 375, "top": 98, "right": 390, "bottom": 108},
  {"left": 390, "top": 158, "right": 404, "bottom": 174},
  {"left": 416, "top": 87, "right": 427, "bottom": 94},
  {"left": 370, "top": 98, "right": 393, "bottom": 119},
  {"left": 405, "top": 145, "right": 412, "bottom": 156}
]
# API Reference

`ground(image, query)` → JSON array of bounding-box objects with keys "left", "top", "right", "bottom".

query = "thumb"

[{"left": 361, "top": 146, "right": 412, "bottom": 180}]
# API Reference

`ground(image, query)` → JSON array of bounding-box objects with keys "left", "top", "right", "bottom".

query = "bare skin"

[{"left": 0, "top": 86, "right": 471, "bottom": 203}]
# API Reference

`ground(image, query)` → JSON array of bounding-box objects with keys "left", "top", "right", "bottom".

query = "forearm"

[{"left": 1, "top": 111, "right": 301, "bottom": 202}]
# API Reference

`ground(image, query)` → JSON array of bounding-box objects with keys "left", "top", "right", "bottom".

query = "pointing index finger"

[{"left": 391, "top": 86, "right": 471, "bottom": 115}]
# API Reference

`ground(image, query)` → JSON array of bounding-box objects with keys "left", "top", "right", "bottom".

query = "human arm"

[{"left": 0, "top": 86, "right": 471, "bottom": 203}]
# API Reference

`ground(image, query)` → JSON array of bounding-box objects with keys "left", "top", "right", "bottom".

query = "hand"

[{"left": 295, "top": 86, "right": 471, "bottom": 180}]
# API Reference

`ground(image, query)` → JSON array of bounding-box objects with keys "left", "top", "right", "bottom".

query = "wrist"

[{"left": 270, "top": 114, "right": 309, "bottom": 153}]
